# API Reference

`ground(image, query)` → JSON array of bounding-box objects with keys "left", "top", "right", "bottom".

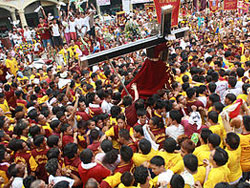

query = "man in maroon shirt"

[
  {"left": 78, "top": 149, "right": 111, "bottom": 187},
  {"left": 37, "top": 18, "right": 52, "bottom": 49}
]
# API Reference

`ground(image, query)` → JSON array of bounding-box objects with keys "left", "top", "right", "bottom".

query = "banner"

[
  {"left": 209, "top": 0, "right": 219, "bottom": 13},
  {"left": 97, "top": 0, "right": 110, "bottom": 6},
  {"left": 238, "top": 1, "right": 249, "bottom": 14},
  {"left": 224, "top": 0, "right": 237, "bottom": 10},
  {"left": 153, "top": 0, "right": 181, "bottom": 27}
]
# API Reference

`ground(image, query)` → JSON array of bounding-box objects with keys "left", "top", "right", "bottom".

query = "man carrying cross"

[{"left": 81, "top": 6, "right": 189, "bottom": 99}]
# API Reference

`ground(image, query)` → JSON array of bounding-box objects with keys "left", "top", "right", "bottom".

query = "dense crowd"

[{"left": 1, "top": 1, "right": 250, "bottom": 188}]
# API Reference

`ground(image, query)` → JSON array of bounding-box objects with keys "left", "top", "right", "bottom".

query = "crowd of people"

[{"left": 1, "top": 1, "right": 250, "bottom": 188}]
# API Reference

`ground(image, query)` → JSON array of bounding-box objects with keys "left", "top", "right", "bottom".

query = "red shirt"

[
  {"left": 87, "top": 141, "right": 100, "bottom": 154},
  {"left": 62, "top": 135, "right": 74, "bottom": 147},
  {"left": 78, "top": 162, "right": 111, "bottom": 187},
  {"left": 37, "top": 23, "right": 51, "bottom": 40},
  {"left": 31, "top": 148, "right": 49, "bottom": 182},
  {"left": 76, "top": 111, "right": 91, "bottom": 121},
  {"left": 64, "top": 156, "right": 81, "bottom": 177}
]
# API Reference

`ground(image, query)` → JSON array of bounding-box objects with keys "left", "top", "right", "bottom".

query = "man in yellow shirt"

[
  {"left": 5, "top": 52, "right": 18, "bottom": 76},
  {"left": 225, "top": 132, "right": 242, "bottom": 185},
  {"left": 158, "top": 137, "right": 182, "bottom": 170},
  {"left": 239, "top": 115, "right": 250, "bottom": 181},
  {"left": 132, "top": 139, "right": 158, "bottom": 167},
  {"left": 183, "top": 154, "right": 206, "bottom": 186},
  {"left": 202, "top": 147, "right": 230, "bottom": 188}
]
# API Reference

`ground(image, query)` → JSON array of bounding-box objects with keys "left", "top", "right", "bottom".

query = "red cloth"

[
  {"left": 122, "top": 58, "right": 173, "bottom": 99},
  {"left": 76, "top": 111, "right": 91, "bottom": 121},
  {"left": 78, "top": 163, "right": 111, "bottom": 187}
]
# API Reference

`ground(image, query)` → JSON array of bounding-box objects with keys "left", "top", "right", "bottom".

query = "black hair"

[
  {"left": 208, "top": 82, "right": 217, "bottom": 93},
  {"left": 120, "top": 145, "right": 133, "bottom": 162},
  {"left": 14, "top": 120, "right": 28, "bottom": 136},
  {"left": 123, "top": 96, "right": 133, "bottom": 107},
  {"left": 226, "top": 132, "right": 240, "bottom": 150},
  {"left": 29, "top": 125, "right": 41, "bottom": 138},
  {"left": 121, "top": 172, "right": 134, "bottom": 187},
  {"left": 214, "top": 182, "right": 231, "bottom": 188},
  {"left": 139, "top": 139, "right": 151, "bottom": 155},
  {"left": 213, "top": 147, "right": 228, "bottom": 167},
  {"left": 47, "top": 135, "right": 59, "bottom": 148},
  {"left": 46, "top": 148, "right": 60, "bottom": 160},
  {"left": 150, "top": 156, "right": 165, "bottom": 167},
  {"left": 63, "top": 143, "right": 78, "bottom": 159},
  {"left": 90, "top": 129, "right": 99, "bottom": 140},
  {"left": 208, "top": 134, "right": 221, "bottom": 148},
  {"left": 45, "top": 158, "right": 58, "bottom": 176},
  {"left": 225, "top": 93, "right": 236, "bottom": 103},
  {"left": 200, "top": 128, "right": 212, "bottom": 144},
  {"left": 151, "top": 116, "right": 164, "bottom": 128},
  {"left": 243, "top": 115, "right": 250, "bottom": 131},
  {"left": 209, "top": 93, "right": 220, "bottom": 104},
  {"left": 33, "top": 135, "right": 45, "bottom": 147},
  {"left": 169, "top": 110, "right": 182, "bottom": 124},
  {"left": 136, "top": 109, "right": 147, "bottom": 117},
  {"left": 80, "top": 149, "right": 93, "bottom": 164},
  {"left": 134, "top": 125, "right": 144, "bottom": 136},
  {"left": 186, "top": 88, "right": 196, "bottom": 99},
  {"left": 54, "top": 181, "right": 70, "bottom": 188},
  {"left": 164, "top": 137, "right": 177, "bottom": 153},
  {"left": 23, "top": 175, "right": 36, "bottom": 188},
  {"left": 8, "top": 164, "right": 19, "bottom": 177},
  {"left": 119, "top": 129, "right": 130, "bottom": 141},
  {"left": 208, "top": 111, "right": 219, "bottom": 123},
  {"left": 154, "top": 100, "right": 165, "bottom": 110},
  {"left": 228, "top": 76, "right": 237, "bottom": 88},
  {"left": 213, "top": 102, "right": 225, "bottom": 113},
  {"left": 170, "top": 174, "right": 185, "bottom": 188},
  {"left": 101, "top": 139, "right": 113, "bottom": 153},
  {"left": 183, "top": 154, "right": 198, "bottom": 172},
  {"left": 110, "top": 106, "right": 121, "bottom": 118},
  {"left": 60, "top": 124, "right": 70, "bottom": 133},
  {"left": 133, "top": 165, "right": 149, "bottom": 185}
]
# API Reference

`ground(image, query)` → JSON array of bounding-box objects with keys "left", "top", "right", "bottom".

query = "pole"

[{"left": 106, "top": 57, "right": 132, "bottom": 98}]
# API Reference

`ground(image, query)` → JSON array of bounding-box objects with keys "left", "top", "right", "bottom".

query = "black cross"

[{"left": 80, "top": 5, "right": 189, "bottom": 67}]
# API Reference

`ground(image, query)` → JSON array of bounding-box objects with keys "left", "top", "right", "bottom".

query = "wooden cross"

[{"left": 80, "top": 5, "right": 189, "bottom": 67}]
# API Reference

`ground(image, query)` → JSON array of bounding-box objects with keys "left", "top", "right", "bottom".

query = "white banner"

[
  {"left": 97, "top": 0, "right": 111, "bottom": 6},
  {"left": 122, "top": 0, "right": 131, "bottom": 13},
  {"left": 131, "top": 0, "right": 153, "bottom": 4}
]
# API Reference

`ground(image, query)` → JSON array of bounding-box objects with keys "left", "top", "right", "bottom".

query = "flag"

[
  {"left": 34, "top": 6, "right": 42, "bottom": 13},
  {"left": 153, "top": 0, "right": 181, "bottom": 27},
  {"left": 209, "top": 0, "right": 219, "bottom": 13},
  {"left": 224, "top": 0, "right": 237, "bottom": 10},
  {"left": 221, "top": 98, "right": 243, "bottom": 119}
]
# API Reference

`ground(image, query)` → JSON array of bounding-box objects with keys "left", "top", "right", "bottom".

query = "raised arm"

[{"left": 41, "top": 7, "right": 48, "bottom": 21}]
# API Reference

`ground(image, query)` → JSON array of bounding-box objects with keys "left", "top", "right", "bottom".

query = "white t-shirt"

[
  {"left": 24, "top": 30, "right": 32, "bottom": 41},
  {"left": 101, "top": 100, "right": 113, "bottom": 114},
  {"left": 165, "top": 124, "right": 184, "bottom": 140},
  {"left": 48, "top": 175, "right": 74, "bottom": 188},
  {"left": 11, "top": 177, "right": 23, "bottom": 188},
  {"left": 51, "top": 24, "right": 60, "bottom": 37},
  {"left": 215, "top": 80, "right": 228, "bottom": 97},
  {"left": 62, "top": 21, "right": 70, "bottom": 33},
  {"left": 69, "top": 20, "right": 77, "bottom": 32},
  {"left": 82, "top": 16, "right": 90, "bottom": 32}
]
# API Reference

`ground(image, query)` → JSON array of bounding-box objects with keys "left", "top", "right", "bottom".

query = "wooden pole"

[{"left": 106, "top": 57, "right": 132, "bottom": 98}]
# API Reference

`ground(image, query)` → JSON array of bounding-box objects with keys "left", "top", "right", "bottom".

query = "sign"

[
  {"left": 209, "top": 0, "right": 219, "bottom": 13},
  {"left": 122, "top": 0, "right": 131, "bottom": 14},
  {"left": 131, "top": 0, "right": 153, "bottom": 4},
  {"left": 224, "top": 0, "right": 238, "bottom": 10},
  {"left": 97, "top": 0, "right": 111, "bottom": 6},
  {"left": 153, "top": 0, "right": 181, "bottom": 27}
]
